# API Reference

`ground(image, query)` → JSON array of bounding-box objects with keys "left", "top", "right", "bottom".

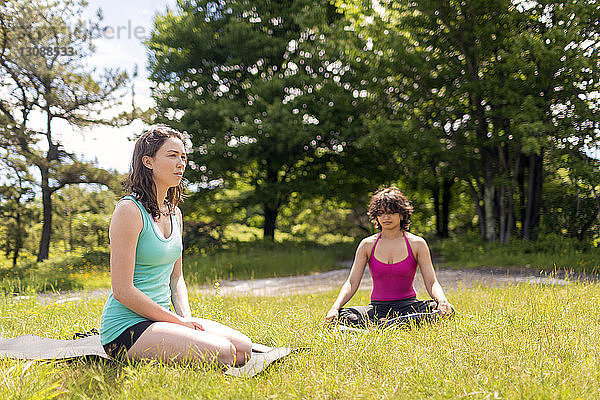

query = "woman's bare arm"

[
  {"left": 412, "top": 236, "right": 453, "bottom": 314},
  {"left": 170, "top": 207, "right": 194, "bottom": 320},
  {"left": 325, "top": 238, "right": 371, "bottom": 321}
]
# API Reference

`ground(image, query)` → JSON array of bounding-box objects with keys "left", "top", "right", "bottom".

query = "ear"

[{"left": 142, "top": 155, "right": 153, "bottom": 170}]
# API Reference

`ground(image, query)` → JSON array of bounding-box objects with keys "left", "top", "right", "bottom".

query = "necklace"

[{"left": 158, "top": 200, "right": 173, "bottom": 217}]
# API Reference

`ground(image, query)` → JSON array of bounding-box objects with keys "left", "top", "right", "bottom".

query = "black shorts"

[
  {"left": 102, "top": 320, "right": 154, "bottom": 359},
  {"left": 338, "top": 297, "right": 441, "bottom": 328}
]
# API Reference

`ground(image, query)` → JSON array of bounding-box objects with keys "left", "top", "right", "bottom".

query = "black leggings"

[
  {"left": 338, "top": 297, "right": 441, "bottom": 328},
  {"left": 102, "top": 320, "right": 154, "bottom": 358}
]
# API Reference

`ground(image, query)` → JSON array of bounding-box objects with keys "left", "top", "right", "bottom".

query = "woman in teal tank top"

[{"left": 99, "top": 126, "right": 251, "bottom": 366}]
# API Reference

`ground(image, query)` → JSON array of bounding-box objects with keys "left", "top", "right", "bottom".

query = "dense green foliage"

[
  {"left": 146, "top": 0, "right": 600, "bottom": 244},
  {"left": 335, "top": 0, "right": 600, "bottom": 242},
  {"left": 147, "top": 0, "right": 395, "bottom": 239},
  {"left": 2, "top": 284, "right": 600, "bottom": 399}
]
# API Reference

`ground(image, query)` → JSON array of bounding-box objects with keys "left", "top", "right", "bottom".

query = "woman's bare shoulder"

[
  {"left": 111, "top": 199, "right": 143, "bottom": 230},
  {"left": 405, "top": 231, "right": 428, "bottom": 248},
  {"left": 174, "top": 206, "right": 183, "bottom": 227},
  {"left": 358, "top": 233, "right": 379, "bottom": 253},
  {"left": 113, "top": 198, "right": 140, "bottom": 216},
  {"left": 360, "top": 233, "right": 379, "bottom": 245}
]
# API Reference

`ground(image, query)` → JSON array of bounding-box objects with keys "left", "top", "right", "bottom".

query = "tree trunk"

[
  {"left": 12, "top": 245, "right": 20, "bottom": 268},
  {"left": 263, "top": 203, "right": 277, "bottom": 241},
  {"left": 37, "top": 166, "right": 52, "bottom": 261},
  {"left": 577, "top": 192, "right": 600, "bottom": 241},
  {"left": 12, "top": 213, "right": 21, "bottom": 268},
  {"left": 484, "top": 172, "right": 496, "bottom": 241},
  {"left": 503, "top": 154, "right": 520, "bottom": 243},
  {"left": 523, "top": 153, "right": 543, "bottom": 240},
  {"left": 433, "top": 182, "right": 441, "bottom": 236},
  {"left": 498, "top": 184, "right": 506, "bottom": 243},
  {"left": 468, "top": 180, "right": 486, "bottom": 238},
  {"left": 68, "top": 207, "right": 73, "bottom": 252},
  {"left": 518, "top": 153, "right": 526, "bottom": 237},
  {"left": 441, "top": 178, "right": 452, "bottom": 237}
]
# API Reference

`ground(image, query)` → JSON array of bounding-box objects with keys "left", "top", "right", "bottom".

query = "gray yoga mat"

[{"left": 0, "top": 334, "right": 296, "bottom": 378}]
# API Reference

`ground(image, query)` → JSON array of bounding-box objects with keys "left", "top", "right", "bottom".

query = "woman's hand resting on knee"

[
  {"left": 325, "top": 308, "right": 339, "bottom": 322},
  {"left": 178, "top": 317, "right": 204, "bottom": 331},
  {"left": 436, "top": 300, "right": 454, "bottom": 316}
]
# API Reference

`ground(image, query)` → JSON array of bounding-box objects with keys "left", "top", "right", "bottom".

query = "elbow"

[
  {"left": 112, "top": 291, "right": 124, "bottom": 304},
  {"left": 346, "top": 280, "right": 358, "bottom": 292},
  {"left": 112, "top": 289, "right": 125, "bottom": 304},
  {"left": 112, "top": 285, "right": 133, "bottom": 304},
  {"left": 170, "top": 275, "right": 183, "bottom": 289}
]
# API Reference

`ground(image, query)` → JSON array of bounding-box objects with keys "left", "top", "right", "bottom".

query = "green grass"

[
  {"left": 182, "top": 240, "right": 356, "bottom": 285},
  {"left": 0, "top": 250, "right": 112, "bottom": 294},
  {"left": 3, "top": 233, "right": 598, "bottom": 295},
  {"left": 0, "top": 241, "right": 356, "bottom": 294},
  {"left": 1, "top": 283, "right": 600, "bottom": 399},
  {"left": 432, "top": 233, "right": 600, "bottom": 273}
]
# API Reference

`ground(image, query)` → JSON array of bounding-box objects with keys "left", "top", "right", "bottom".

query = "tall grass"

[
  {"left": 183, "top": 240, "right": 356, "bottom": 285},
  {"left": 0, "top": 242, "right": 356, "bottom": 294},
  {"left": 0, "top": 250, "right": 111, "bottom": 294},
  {"left": 2, "top": 232, "right": 597, "bottom": 295},
  {"left": 432, "top": 232, "right": 600, "bottom": 273},
  {"left": 1, "top": 282, "right": 600, "bottom": 399}
]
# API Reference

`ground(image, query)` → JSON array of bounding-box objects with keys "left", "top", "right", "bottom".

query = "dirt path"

[
  {"left": 191, "top": 265, "right": 574, "bottom": 297},
  {"left": 19, "top": 265, "right": 580, "bottom": 304}
]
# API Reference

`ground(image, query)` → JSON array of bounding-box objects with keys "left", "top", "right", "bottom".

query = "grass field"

[
  {"left": 183, "top": 241, "right": 356, "bottom": 285},
  {"left": 0, "top": 241, "right": 356, "bottom": 294},
  {"left": 1, "top": 282, "right": 599, "bottom": 399},
  {"left": 2, "top": 233, "right": 598, "bottom": 294}
]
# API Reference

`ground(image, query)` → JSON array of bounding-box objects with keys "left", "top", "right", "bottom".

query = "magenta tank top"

[{"left": 368, "top": 232, "right": 418, "bottom": 301}]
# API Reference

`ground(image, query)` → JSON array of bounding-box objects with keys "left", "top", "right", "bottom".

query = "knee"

[
  {"left": 235, "top": 334, "right": 252, "bottom": 354},
  {"left": 215, "top": 342, "right": 237, "bottom": 366},
  {"left": 234, "top": 335, "right": 252, "bottom": 365}
]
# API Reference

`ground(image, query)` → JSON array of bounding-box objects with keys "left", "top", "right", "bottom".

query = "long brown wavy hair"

[
  {"left": 367, "top": 187, "right": 414, "bottom": 231},
  {"left": 124, "top": 125, "right": 186, "bottom": 220}
]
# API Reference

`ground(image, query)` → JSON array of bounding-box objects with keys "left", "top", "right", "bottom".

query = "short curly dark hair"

[{"left": 367, "top": 187, "right": 413, "bottom": 231}]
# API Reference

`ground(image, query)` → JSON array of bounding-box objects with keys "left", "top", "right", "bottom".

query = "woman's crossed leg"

[{"left": 127, "top": 319, "right": 252, "bottom": 367}]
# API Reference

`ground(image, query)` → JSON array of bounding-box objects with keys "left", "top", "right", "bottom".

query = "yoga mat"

[
  {"left": 0, "top": 334, "right": 109, "bottom": 360},
  {"left": 0, "top": 334, "right": 297, "bottom": 378},
  {"left": 224, "top": 346, "right": 296, "bottom": 378}
]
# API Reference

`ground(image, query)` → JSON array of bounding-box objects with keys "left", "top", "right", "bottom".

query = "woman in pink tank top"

[{"left": 326, "top": 187, "right": 453, "bottom": 327}]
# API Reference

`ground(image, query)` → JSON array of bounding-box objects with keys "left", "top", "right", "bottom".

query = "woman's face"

[
  {"left": 376, "top": 211, "right": 402, "bottom": 230},
  {"left": 143, "top": 137, "right": 187, "bottom": 188}
]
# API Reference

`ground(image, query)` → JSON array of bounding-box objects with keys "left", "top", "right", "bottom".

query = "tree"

[
  {"left": 543, "top": 150, "right": 600, "bottom": 241},
  {"left": 148, "top": 0, "right": 383, "bottom": 239},
  {"left": 339, "top": 0, "right": 600, "bottom": 241},
  {"left": 0, "top": 0, "right": 128, "bottom": 260},
  {"left": 53, "top": 184, "right": 119, "bottom": 252},
  {"left": 0, "top": 151, "right": 38, "bottom": 267}
]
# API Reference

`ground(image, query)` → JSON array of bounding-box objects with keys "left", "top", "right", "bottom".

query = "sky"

[{"left": 51, "top": 0, "right": 177, "bottom": 173}]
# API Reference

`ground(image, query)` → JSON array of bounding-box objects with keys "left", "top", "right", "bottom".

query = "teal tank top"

[{"left": 100, "top": 195, "right": 183, "bottom": 345}]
